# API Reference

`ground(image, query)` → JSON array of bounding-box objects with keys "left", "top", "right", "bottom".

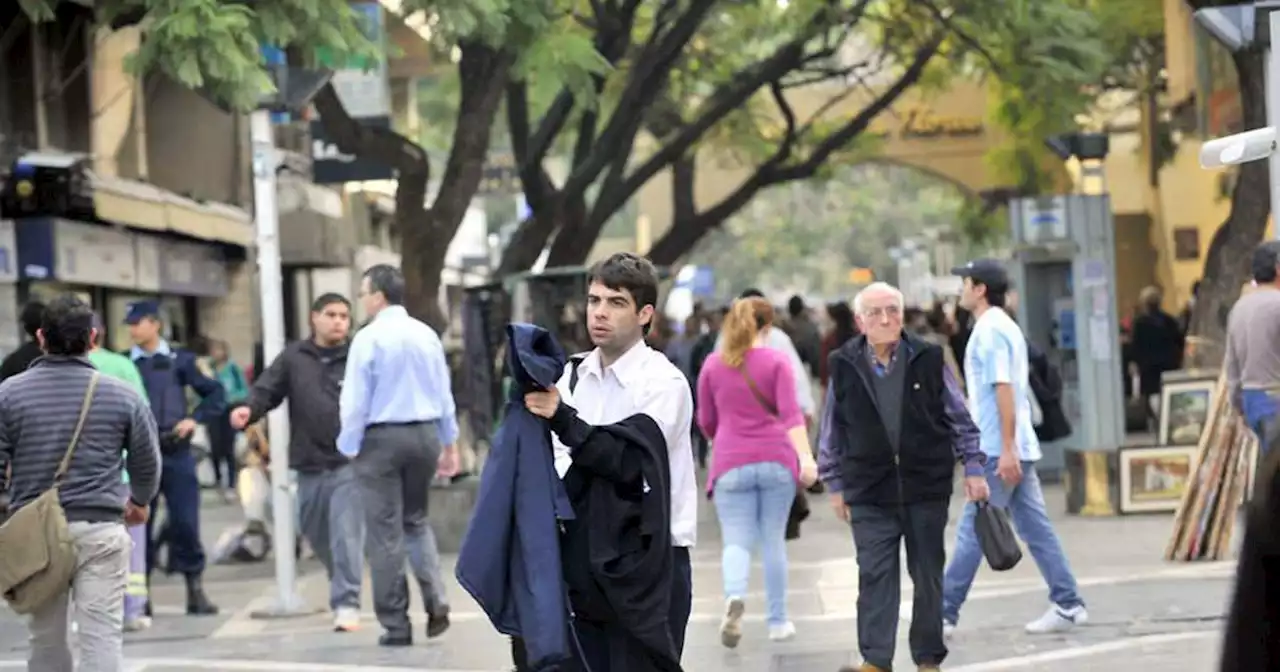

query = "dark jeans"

[
  {"left": 353, "top": 422, "right": 448, "bottom": 637},
  {"left": 145, "top": 446, "right": 207, "bottom": 577},
  {"left": 848, "top": 500, "right": 949, "bottom": 669},
  {"left": 206, "top": 409, "right": 237, "bottom": 489},
  {"left": 513, "top": 546, "right": 693, "bottom": 670}
]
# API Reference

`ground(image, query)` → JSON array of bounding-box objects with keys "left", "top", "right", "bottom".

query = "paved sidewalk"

[{"left": 0, "top": 482, "right": 1235, "bottom": 670}]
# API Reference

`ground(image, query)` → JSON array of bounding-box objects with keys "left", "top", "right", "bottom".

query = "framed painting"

[
  {"left": 1158, "top": 378, "right": 1218, "bottom": 446},
  {"left": 1119, "top": 445, "right": 1200, "bottom": 514}
]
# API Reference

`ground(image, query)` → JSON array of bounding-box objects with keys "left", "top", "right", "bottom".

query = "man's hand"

[
  {"left": 829, "top": 493, "right": 850, "bottom": 524},
  {"left": 125, "top": 500, "right": 150, "bottom": 526},
  {"left": 996, "top": 452, "right": 1023, "bottom": 486},
  {"left": 523, "top": 388, "right": 561, "bottom": 419},
  {"left": 437, "top": 444, "right": 460, "bottom": 479},
  {"left": 964, "top": 475, "right": 990, "bottom": 502},
  {"left": 229, "top": 406, "right": 252, "bottom": 430},
  {"left": 174, "top": 418, "right": 198, "bottom": 439}
]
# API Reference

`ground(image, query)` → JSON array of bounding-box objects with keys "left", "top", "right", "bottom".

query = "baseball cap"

[
  {"left": 124, "top": 300, "right": 160, "bottom": 325},
  {"left": 951, "top": 258, "right": 1010, "bottom": 293}
]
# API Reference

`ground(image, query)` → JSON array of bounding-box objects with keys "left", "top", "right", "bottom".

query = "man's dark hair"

[
  {"left": 1253, "top": 241, "right": 1280, "bottom": 284},
  {"left": 787, "top": 295, "right": 806, "bottom": 318},
  {"left": 740, "top": 288, "right": 765, "bottom": 299},
  {"left": 983, "top": 285, "right": 1008, "bottom": 309},
  {"left": 363, "top": 264, "right": 405, "bottom": 305},
  {"left": 587, "top": 253, "right": 659, "bottom": 332},
  {"left": 20, "top": 301, "right": 45, "bottom": 339},
  {"left": 40, "top": 295, "right": 94, "bottom": 356},
  {"left": 311, "top": 292, "right": 351, "bottom": 312}
]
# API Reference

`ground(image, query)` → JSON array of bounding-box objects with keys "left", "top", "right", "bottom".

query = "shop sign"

[
  {"left": 158, "top": 240, "right": 228, "bottom": 297},
  {"left": 54, "top": 219, "right": 137, "bottom": 289}
]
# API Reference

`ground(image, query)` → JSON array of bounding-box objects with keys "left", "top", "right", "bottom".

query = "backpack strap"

[{"left": 567, "top": 353, "right": 590, "bottom": 394}]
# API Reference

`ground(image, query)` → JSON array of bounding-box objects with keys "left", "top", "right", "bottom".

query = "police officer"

[{"left": 126, "top": 300, "right": 225, "bottom": 616}]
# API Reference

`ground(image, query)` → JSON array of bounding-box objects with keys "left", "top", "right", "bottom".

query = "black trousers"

[
  {"left": 513, "top": 547, "right": 692, "bottom": 670},
  {"left": 206, "top": 408, "right": 237, "bottom": 489},
  {"left": 848, "top": 500, "right": 949, "bottom": 669}
]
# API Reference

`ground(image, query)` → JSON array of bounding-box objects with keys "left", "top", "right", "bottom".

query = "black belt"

[{"left": 366, "top": 420, "right": 433, "bottom": 429}]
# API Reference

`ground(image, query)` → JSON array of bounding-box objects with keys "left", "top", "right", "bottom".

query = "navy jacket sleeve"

[
  {"left": 178, "top": 351, "right": 227, "bottom": 424},
  {"left": 548, "top": 402, "right": 645, "bottom": 487}
]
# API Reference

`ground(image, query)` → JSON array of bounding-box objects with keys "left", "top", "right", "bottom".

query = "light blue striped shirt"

[{"left": 338, "top": 305, "right": 458, "bottom": 457}]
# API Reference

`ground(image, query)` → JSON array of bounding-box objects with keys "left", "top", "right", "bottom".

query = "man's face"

[
  {"left": 586, "top": 282, "right": 651, "bottom": 351},
  {"left": 312, "top": 301, "right": 351, "bottom": 343},
  {"left": 127, "top": 317, "right": 160, "bottom": 345},
  {"left": 855, "top": 289, "right": 903, "bottom": 346},
  {"left": 358, "top": 277, "right": 382, "bottom": 317},
  {"left": 959, "top": 277, "right": 982, "bottom": 311}
]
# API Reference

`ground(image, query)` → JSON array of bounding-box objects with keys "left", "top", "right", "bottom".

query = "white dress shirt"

[{"left": 552, "top": 340, "right": 698, "bottom": 548}]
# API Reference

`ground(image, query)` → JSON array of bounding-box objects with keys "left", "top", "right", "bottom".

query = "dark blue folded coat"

[{"left": 456, "top": 323, "right": 575, "bottom": 669}]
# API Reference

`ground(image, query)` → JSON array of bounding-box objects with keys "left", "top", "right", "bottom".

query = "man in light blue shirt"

[
  {"left": 941, "top": 259, "right": 1087, "bottom": 637},
  {"left": 340, "top": 264, "right": 457, "bottom": 647}
]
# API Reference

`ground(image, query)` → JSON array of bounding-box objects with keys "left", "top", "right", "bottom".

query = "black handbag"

[{"left": 974, "top": 501, "right": 1022, "bottom": 571}]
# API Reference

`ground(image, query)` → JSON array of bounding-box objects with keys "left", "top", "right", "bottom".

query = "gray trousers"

[
  {"left": 28, "top": 522, "right": 131, "bottom": 672},
  {"left": 297, "top": 463, "right": 364, "bottom": 610},
  {"left": 353, "top": 422, "right": 449, "bottom": 636},
  {"left": 848, "top": 500, "right": 949, "bottom": 669}
]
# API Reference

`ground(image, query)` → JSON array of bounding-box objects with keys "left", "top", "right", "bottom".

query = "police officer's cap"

[{"left": 124, "top": 300, "right": 161, "bottom": 325}]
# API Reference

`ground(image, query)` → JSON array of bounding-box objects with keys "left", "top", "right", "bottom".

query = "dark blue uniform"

[{"left": 126, "top": 301, "right": 225, "bottom": 615}]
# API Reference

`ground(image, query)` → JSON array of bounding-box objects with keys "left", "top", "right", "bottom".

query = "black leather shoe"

[
  {"left": 427, "top": 609, "right": 451, "bottom": 638},
  {"left": 184, "top": 574, "right": 219, "bottom": 615},
  {"left": 379, "top": 632, "right": 413, "bottom": 647}
]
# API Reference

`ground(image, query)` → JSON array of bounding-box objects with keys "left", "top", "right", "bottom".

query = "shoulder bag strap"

[
  {"left": 739, "top": 366, "right": 779, "bottom": 418},
  {"left": 54, "top": 372, "right": 101, "bottom": 485}
]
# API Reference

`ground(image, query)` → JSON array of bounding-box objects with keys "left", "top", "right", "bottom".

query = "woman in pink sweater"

[{"left": 697, "top": 297, "right": 818, "bottom": 649}]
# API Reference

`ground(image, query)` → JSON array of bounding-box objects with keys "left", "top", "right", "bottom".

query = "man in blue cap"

[{"left": 125, "top": 300, "right": 225, "bottom": 616}]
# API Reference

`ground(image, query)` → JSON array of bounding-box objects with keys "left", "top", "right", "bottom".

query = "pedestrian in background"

[
  {"left": 698, "top": 296, "right": 817, "bottom": 648},
  {"left": 233, "top": 293, "right": 366, "bottom": 632},
  {"left": 1, "top": 294, "right": 160, "bottom": 670},
  {"left": 340, "top": 266, "right": 458, "bottom": 646},
  {"left": 86, "top": 312, "right": 154, "bottom": 633},
  {"left": 820, "top": 282, "right": 987, "bottom": 672},
  {"left": 205, "top": 338, "right": 248, "bottom": 497},
  {"left": 0, "top": 300, "right": 46, "bottom": 381},
  {"left": 126, "top": 300, "right": 225, "bottom": 617}
]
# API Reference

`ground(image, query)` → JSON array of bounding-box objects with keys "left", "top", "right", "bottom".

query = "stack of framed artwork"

[{"left": 1157, "top": 370, "right": 1258, "bottom": 562}]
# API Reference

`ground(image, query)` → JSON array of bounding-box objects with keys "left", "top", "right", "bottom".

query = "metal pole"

[
  {"left": 247, "top": 109, "right": 310, "bottom": 618},
  {"left": 1269, "top": 10, "right": 1280, "bottom": 239}
]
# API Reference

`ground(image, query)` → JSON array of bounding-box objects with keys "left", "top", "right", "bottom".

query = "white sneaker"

[
  {"left": 768, "top": 621, "right": 796, "bottom": 641},
  {"left": 942, "top": 620, "right": 956, "bottom": 640},
  {"left": 333, "top": 606, "right": 361, "bottom": 632},
  {"left": 1025, "top": 604, "right": 1088, "bottom": 634},
  {"left": 719, "top": 597, "right": 746, "bottom": 649},
  {"left": 123, "top": 616, "right": 152, "bottom": 633}
]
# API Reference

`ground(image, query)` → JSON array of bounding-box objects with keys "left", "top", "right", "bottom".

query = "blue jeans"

[
  {"left": 713, "top": 461, "right": 795, "bottom": 626},
  {"left": 297, "top": 464, "right": 364, "bottom": 610},
  {"left": 942, "top": 460, "right": 1083, "bottom": 624}
]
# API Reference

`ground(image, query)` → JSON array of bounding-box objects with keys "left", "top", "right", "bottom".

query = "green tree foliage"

[{"left": 18, "top": 0, "right": 607, "bottom": 330}]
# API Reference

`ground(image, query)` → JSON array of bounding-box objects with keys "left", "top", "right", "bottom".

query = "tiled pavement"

[{"left": 0, "top": 482, "right": 1235, "bottom": 670}]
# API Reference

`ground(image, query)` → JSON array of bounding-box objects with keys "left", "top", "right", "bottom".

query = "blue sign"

[
  {"left": 261, "top": 45, "right": 291, "bottom": 125},
  {"left": 14, "top": 217, "right": 55, "bottom": 280}
]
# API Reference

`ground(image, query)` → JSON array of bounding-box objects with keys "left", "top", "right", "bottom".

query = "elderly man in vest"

[
  {"left": 126, "top": 300, "right": 225, "bottom": 616},
  {"left": 817, "top": 282, "right": 988, "bottom": 672}
]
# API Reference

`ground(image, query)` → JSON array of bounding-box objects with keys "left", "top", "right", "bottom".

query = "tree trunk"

[
  {"left": 1187, "top": 48, "right": 1269, "bottom": 367},
  {"left": 543, "top": 195, "right": 593, "bottom": 266},
  {"left": 647, "top": 156, "right": 704, "bottom": 267}
]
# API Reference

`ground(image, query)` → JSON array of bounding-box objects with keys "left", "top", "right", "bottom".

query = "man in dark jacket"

[
  {"left": 817, "top": 282, "right": 987, "bottom": 672},
  {"left": 456, "top": 323, "right": 576, "bottom": 670},
  {"left": 0, "top": 300, "right": 47, "bottom": 381},
  {"left": 230, "top": 293, "right": 364, "bottom": 632},
  {"left": 126, "top": 300, "right": 225, "bottom": 616}
]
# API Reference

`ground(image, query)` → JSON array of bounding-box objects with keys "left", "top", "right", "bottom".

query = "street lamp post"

[
  {"left": 244, "top": 64, "right": 332, "bottom": 619},
  {"left": 1194, "top": 1, "right": 1280, "bottom": 237}
]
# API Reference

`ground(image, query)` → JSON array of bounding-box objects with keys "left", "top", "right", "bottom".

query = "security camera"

[{"left": 1200, "top": 127, "right": 1278, "bottom": 168}]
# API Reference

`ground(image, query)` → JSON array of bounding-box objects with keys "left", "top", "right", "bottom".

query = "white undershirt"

[{"left": 551, "top": 340, "right": 698, "bottom": 548}]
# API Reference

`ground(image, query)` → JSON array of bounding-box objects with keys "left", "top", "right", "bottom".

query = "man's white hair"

[{"left": 853, "top": 282, "right": 905, "bottom": 315}]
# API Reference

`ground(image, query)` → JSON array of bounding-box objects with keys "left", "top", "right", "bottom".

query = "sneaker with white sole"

[
  {"left": 942, "top": 620, "right": 956, "bottom": 640},
  {"left": 1025, "top": 604, "right": 1088, "bottom": 634},
  {"left": 719, "top": 597, "right": 746, "bottom": 648},
  {"left": 123, "top": 616, "right": 152, "bottom": 633},
  {"left": 768, "top": 621, "right": 796, "bottom": 641},
  {"left": 333, "top": 606, "right": 361, "bottom": 632}
]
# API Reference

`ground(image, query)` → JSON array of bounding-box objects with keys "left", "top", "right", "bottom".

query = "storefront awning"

[{"left": 90, "top": 172, "right": 253, "bottom": 247}]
